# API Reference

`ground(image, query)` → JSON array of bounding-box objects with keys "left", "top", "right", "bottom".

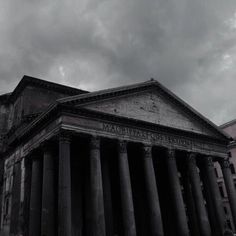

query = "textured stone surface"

[
  {"left": 0, "top": 103, "right": 10, "bottom": 134},
  {"left": 9, "top": 161, "right": 21, "bottom": 234},
  {"left": 83, "top": 90, "right": 217, "bottom": 137},
  {"left": 0, "top": 77, "right": 231, "bottom": 236},
  {"left": 0, "top": 79, "right": 85, "bottom": 135}
]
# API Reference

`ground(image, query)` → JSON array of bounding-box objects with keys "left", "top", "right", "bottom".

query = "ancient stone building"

[
  {"left": 0, "top": 75, "right": 236, "bottom": 236},
  {"left": 217, "top": 120, "right": 236, "bottom": 232}
]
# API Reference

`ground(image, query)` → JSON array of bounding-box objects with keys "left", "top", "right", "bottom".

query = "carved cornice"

[
  {"left": 6, "top": 113, "right": 41, "bottom": 140},
  {"left": 6, "top": 103, "right": 60, "bottom": 146},
  {"left": 7, "top": 104, "right": 228, "bottom": 150},
  {"left": 60, "top": 84, "right": 152, "bottom": 107},
  {"left": 4, "top": 77, "right": 229, "bottom": 153},
  {"left": 3, "top": 105, "right": 229, "bottom": 161},
  {"left": 60, "top": 106, "right": 229, "bottom": 145},
  {"left": 58, "top": 79, "right": 228, "bottom": 141},
  {"left": 8, "top": 75, "right": 88, "bottom": 103}
]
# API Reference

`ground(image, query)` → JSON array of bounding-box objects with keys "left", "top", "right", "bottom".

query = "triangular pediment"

[
  {"left": 8, "top": 75, "right": 88, "bottom": 103},
  {"left": 59, "top": 80, "right": 228, "bottom": 140},
  {"left": 81, "top": 90, "right": 218, "bottom": 137}
]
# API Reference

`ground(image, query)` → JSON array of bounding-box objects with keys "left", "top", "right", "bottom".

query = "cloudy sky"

[{"left": 0, "top": 0, "right": 236, "bottom": 125}]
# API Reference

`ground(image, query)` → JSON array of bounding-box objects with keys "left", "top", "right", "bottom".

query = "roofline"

[
  {"left": 220, "top": 119, "right": 236, "bottom": 129},
  {"left": 58, "top": 78, "right": 230, "bottom": 140},
  {"left": 5, "top": 78, "right": 230, "bottom": 143},
  {"left": 153, "top": 80, "right": 231, "bottom": 140},
  {"left": 9, "top": 104, "right": 229, "bottom": 146},
  {"left": 0, "top": 93, "right": 11, "bottom": 103},
  {"left": 7, "top": 75, "right": 89, "bottom": 103},
  {"left": 58, "top": 79, "right": 155, "bottom": 103}
]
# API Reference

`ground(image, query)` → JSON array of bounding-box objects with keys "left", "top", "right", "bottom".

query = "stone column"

[
  {"left": 58, "top": 133, "right": 72, "bottom": 236},
  {"left": 118, "top": 140, "right": 136, "bottom": 236},
  {"left": 220, "top": 158, "right": 236, "bottom": 228},
  {"left": 143, "top": 145, "right": 164, "bottom": 236},
  {"left": 41, "top": 143, "right": 55, "bottom": 236},
  {"left": 29, "top": 155, "right": 42, "bottom": 236},
  {"left": 165, "top": 149, "right": 189, "bottom": 236},
  {"left": 181, "top": 172, "right": 199, "bottom": 236},
  {"left": 187, "top": 153, "right": 211, "bottom": 236},
  {"left": 10, "top": 161, "right": 22, "bottom": 235},
  {"left": 89, "top": 136, "right": 106, "bottom": 236},
  {"left": 22, "top": 157, "right": 32, "bottom": 236},
  {"left": 202, "top": 156, "right": 225, "bottom": 235}
]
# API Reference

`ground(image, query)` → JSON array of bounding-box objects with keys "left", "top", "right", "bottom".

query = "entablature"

[{"left": 5, "top": 107, "right": 228, "bottom": 160}]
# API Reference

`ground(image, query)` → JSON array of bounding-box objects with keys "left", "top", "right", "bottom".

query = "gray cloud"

[{"left": 0, "top": 0, "right": 236, "bottom": 125}]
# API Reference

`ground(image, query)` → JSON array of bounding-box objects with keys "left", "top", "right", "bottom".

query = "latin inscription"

[
  {"left": 102, "top": 123, "right": 193, "bottom": 148},
  {"left": 101, "top": 122, "right": 226, "bottom": 156}
]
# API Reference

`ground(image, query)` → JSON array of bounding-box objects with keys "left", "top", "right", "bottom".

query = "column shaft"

[
  {"left": 29, "top": 156, "right": 42, "bottom": 236},
  {"left": 58, "top": 134, "right": 72, "bottom": 236},
  {"left": 101, "top": 148, "right": 114, "bottom": 236},
  {"left": 90, "top": 136, "right": 106, "bottom": 236},
  {"left": 166, "top": 149, "right": 189, "bottom": 236},
  {"left": 143, "top": 145, "right": 164, "bottom": 236},
  {"left": 187, "top": 154, "right": 211, "bottom": 236},
  {"left": 10, "top": 161, "right": 22, "bottom": 234},
  {"left": 221, "top": 158, "right": 236, "bottom": 229},
  {"left": 202, "top": 156, "right": 225, "bottom": 236},
  {"left": 41, "top": 145, "right": 55, "bottom": 236},
  {"left": 200, "top": 168, "right": 218, "bottom": 235},
  {"left": 182, "top": 174, "right": 199, "bottom": 236},
  {"left": 118, "top": 140, "right": 136, "bottom": 236},
  {"left": 22, "top": 158, "right": 32, "bottom": 236}
]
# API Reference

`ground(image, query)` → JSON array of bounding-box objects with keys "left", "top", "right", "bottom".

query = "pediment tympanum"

[{"left": 80, "top": 90, "right": 220, "bottom": 138}]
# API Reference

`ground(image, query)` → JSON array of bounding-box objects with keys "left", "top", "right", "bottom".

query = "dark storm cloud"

[{"left": 0, "top": 0, "right": 236, "bottom": 124}]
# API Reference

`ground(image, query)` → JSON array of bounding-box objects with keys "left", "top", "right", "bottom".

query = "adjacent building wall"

[{"left": 219, "top": 121, "right": 236, "bottom": 231}]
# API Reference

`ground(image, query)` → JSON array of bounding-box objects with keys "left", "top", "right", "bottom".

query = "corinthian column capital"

[
  {"left": 167, "top": 149, "right": 175, "bottom": 160},
  {"left": 220, "top": 158, "right": 230, "bottom": 169},
  {"left": 143, "top": 144, "right": 152, "bottom": 158},
  {"left": 118, "top": 140, "right": 127, "bottom": 153},
  {"left": 90, "top": 136, "right": 100, "bottom": 150},
  {"left": 205, "top": 156, "right": 214, "bottom": 167},
  {"left": 188, "top": 153, "right": 197, "bottom": 164},
  {"left": 58, "top": 130, "right": 71, "bottom": 143}
]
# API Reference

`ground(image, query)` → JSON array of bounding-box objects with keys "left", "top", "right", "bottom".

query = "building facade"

[
  {"left": 218, "top": 120, "right": 236, "bottom": 232},
  {"left": 0, "top": 75, "right": 236, "bottom": 236}
]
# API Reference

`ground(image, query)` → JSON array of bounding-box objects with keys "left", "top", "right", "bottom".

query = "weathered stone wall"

[
  {"left": 0, "top": 152, "right": 26, "bottom": 236},
  {"left": 2, "top": 85, "right": 79, "bottom": 132},
  {"left": 1, "top": 154, "right": 15, "bottom": 235},
  {"left": 222, "top": 123, "right": 236, "bottom": 140},
  {"left": 0, "top": 103, "right": 10, "bottom": 134},
  {"left": 22, "top": 85, "right": 71, "bottom": 116},
  {"left": 0, "top": 100, "right": 11, "bottom": 153},
  {"left": 84, "top": 90, "right": 218, "bottom": 137},
  {"left": 9, "top": 161, "right": 21, "bottom": 235}
]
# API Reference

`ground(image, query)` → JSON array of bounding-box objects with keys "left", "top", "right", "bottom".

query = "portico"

[
  {"left": 24, "top": 111, "right": 231, "bottom": 236},
  {"left": 26, "top": 128, "right": 231, "bottom": 236},
  {"left": 1, "top": 78, "right": 234, "bottom": 236}
]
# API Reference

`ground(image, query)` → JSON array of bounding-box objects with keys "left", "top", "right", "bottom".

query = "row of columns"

[{"left": 27, "top": 134, "right": 236, "bottom": 236}]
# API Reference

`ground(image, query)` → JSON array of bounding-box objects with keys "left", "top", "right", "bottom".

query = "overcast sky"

[{"left": 0, "top": 0, "right": 236, "bottom": 125}]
